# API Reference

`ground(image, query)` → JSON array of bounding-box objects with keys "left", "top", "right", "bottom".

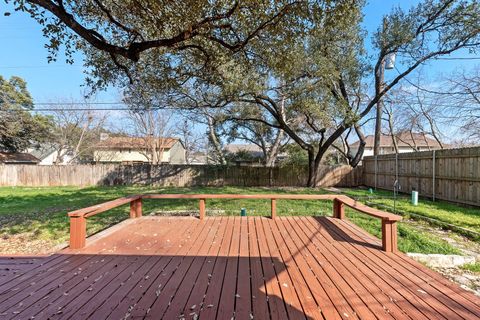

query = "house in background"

[
  {"left": 350, "top": 132, "right": 443, "bottom": 158},
  {"left": 188, "top": 152, "right": 208, "bottom": 165},
  {"left": 0, "top": 152, "right": 40, "bottom": 165},
  {"left": 93, "top": 137, "right": 186, "bottom": 164},
  {"left": 27, "top": 144, "right": 74, "bottom": 165},
  {"left": 224, "top": 143, "right": 287, "bottom": 166}
]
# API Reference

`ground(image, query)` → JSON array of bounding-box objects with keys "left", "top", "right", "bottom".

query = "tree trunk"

[
  {"left": 207, "top": 117, "right": 226, "bottom": 165},
  {"left": 265, "top": 129, "right": 284, "bottom": 167},
  {"left": 306, "top": 149, "right": 317, "bottom": 187}
]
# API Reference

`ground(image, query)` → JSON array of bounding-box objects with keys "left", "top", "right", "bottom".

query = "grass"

[
  {"left": 461, "top": 262, "right": 480, "bottom": 274},
  {"left": 0, "top": 186, "right": 463, "bottom": 255},
  {"left": 341, "top": 188, "right": 480, "bottom": 239}
]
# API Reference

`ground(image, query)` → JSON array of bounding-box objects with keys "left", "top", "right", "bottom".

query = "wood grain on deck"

[{"left": 0, "top": 216, "right": 479, "bottom": 319}]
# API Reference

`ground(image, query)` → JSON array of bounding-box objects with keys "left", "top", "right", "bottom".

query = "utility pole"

[
  {"left": 373, "top": 58, "right": 385, "bottom": 156},
  {"left": 374, "top": 18, "right": 395, "bottom": 156}
]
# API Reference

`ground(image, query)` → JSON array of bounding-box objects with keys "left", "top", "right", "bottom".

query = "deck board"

[{"left": 0, "top": 216, "right": 479, "bottom": 320}]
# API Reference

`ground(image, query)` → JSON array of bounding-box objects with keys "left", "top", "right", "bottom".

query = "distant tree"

[
  {"left": 174, "top": 119, "right": 204, "bottom": 165},
  {"left": 444, "top": 67, "right": 480, "bottom": 141},
  {"left": 381, "top": 84, "right": 446, "bottom": 151},
  {"left": 219, "top": 92, "right": 288, "bottom": 167},
  {"left": 45, "top": 100, "right": 107, "bottom": 163},
  {"left": 125, "top": 108, "right": 174, "bottom": 165},
  {"left": 225, "top": 149, "right": 261, "bottom": 164},
  {"left": 280, "top": 144, "right": 309, "bottom": 167},
  {"left": 0, "top": 76, "right": 53, "bottom": 152}
]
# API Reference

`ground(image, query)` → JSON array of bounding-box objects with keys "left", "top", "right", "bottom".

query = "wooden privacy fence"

[
  {"left": 363, "top": 147, "right": 480, "bottom": 206},
  {"left": 68, "top": 193, "right": 401, "bottom": 252},
  {"left": 0, "top": 164, "right": 361, "bottom": 187}
]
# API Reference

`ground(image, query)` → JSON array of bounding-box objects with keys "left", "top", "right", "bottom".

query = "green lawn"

[
  {"left": 0, "top": 186, "right": 464, "bottom": 255},
  {"left": 341, "top": 188, "right": 480, "bottom": 240}
]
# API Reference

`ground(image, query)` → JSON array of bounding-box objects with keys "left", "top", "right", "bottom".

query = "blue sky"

[{"left": 0, "top": 0, "right": 478, "bottom": 136}]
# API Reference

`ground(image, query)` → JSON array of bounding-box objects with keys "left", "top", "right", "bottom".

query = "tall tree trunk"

[
  {"left": 207, "top": 117, "right": 226, "bottom": 165},
  {"left": 54, "top": 148, "right": 63, "bottom": 165},
  {"left": 152, "top": 139, "right": 158, "bottom": 165},
  {"left": 265, "top": 95, "right": 286, "bottom": 167},
  {"left": 307, "top": 149, "right": 317, "bottom": 187},
  {"left": 265, "top": 129, "right": 284, "bottom": 167},
  {"left": 71, "top": 116, "right": 90, "bottom": 163}
]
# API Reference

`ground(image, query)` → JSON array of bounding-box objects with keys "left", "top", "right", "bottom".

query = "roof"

[
  {"left": 28, "top": 144, "right": 58, "bottom": 160},
  {"left": 224, "top": 144, "right": 263, "bottom": 154},
  {"left": 351, "top": 132, "right": 442, "bottom": 148},
  {"left": 0, "top": 152, "right": 40, "bottom": 164},
  {"left": 95, "top": 137, "right": 180, "bottom": 150}
]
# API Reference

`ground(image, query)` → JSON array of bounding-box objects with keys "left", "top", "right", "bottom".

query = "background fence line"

[
  {"left": 3, "top": 146, "right": 480, "bottom": 207},
  {"left": 0, "top": 164, "right": 362, "bottom": 188},
  {"left": 363, "top": 147, "right": 480, "bottom": 206}
]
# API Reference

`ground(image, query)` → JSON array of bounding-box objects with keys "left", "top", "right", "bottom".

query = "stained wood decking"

[{"left": 1, "top": 216, "right": 479, "bottom": 319}]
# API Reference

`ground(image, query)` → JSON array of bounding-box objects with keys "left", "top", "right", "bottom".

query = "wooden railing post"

[
  {"left": 333, "top": 198, "right": 345, "bottom": 219},
  {"left": 271, "top": 198, "right": 277, "bottom": 219},
  {"left": 130, "top": 198, "right": 143, "bottom": 218},
  {"left": 382, "top": 219, "right": 398, "bottom": 253},
  {"left": 199, "top": 199, "right": 206, "bottom": 220},
  {"left": 70, "top": 216, "right": 86, "bottom": 249},
  {"left": 136, "top": 198, "right": 143, "bottom": 217},
  {"left": 130, "top": 200, "right": 137, "bottom": 218}
]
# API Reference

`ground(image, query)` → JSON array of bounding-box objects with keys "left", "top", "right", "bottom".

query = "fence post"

[
  {"left": 69, "top": 216, "right": 86, "bottom": 249},
  {"left": 199, "top": 199, "right": 206, "bottom": 220},
  {"left": 333, "top": 198, "right": 345, "bottom": 219},
  {"left": 432, "top": 150, "right": 436, "bottom": 202},
  {"left": 271, "top": 198, "right": 277, "bottom": 219}
]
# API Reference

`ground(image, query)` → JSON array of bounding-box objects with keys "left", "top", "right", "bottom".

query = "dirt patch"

[{"left": 0, "top": 232, "right": 64, "bottom": 255}]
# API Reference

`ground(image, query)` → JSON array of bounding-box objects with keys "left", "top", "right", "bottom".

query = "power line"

[
  {"left": 433, "top": 57, "right": 480, "bottom": 60},
  {"left": 33, "top": 102, "right": 125, "bottom": 105},
  {"left": 31, "top": 102, "right": 130, "bottom": 111},
  {"left": 32, "top": 108, "right": 130, "bottom": 111},
  {"left": 5, "top": 107, "right": 191, "bottom": 112},
  {"left": 0, "top": 65, "right": 83, "bottom": 69}
]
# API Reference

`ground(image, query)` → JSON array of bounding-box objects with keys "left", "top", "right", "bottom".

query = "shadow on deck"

[{"left": 1, "top": 216, "right": 480, "bottom": 319}]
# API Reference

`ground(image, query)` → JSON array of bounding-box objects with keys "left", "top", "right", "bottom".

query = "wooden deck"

[{"left": 1, "top": 216, "right": 479, "bottom": 319}]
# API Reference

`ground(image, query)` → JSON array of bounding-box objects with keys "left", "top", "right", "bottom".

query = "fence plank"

[{"left": 363, "top": 147, "right": 480, "bottom": 206}]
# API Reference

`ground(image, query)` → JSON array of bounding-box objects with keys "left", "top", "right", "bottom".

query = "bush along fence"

[
  {"left": 0, "top": 163, "right": 362, "bottom": 188},
  {"left": 363, "top": 146, "right": 480, "bottom": 207}
]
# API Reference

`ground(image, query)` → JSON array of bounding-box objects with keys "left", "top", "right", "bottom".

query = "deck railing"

[{"left": 67, "top": 194, "right": 401, "bottom": 252}]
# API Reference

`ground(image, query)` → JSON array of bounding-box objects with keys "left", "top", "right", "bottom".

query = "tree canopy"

[
  {"left": 8, "top": 0, "right": 324, "bottom": 91},
  {"left": 7, "top": 0, "right": 480, "bottom": 185},
  {"left": 0, "top": 76, "right": 54, "bottom": 152}
]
